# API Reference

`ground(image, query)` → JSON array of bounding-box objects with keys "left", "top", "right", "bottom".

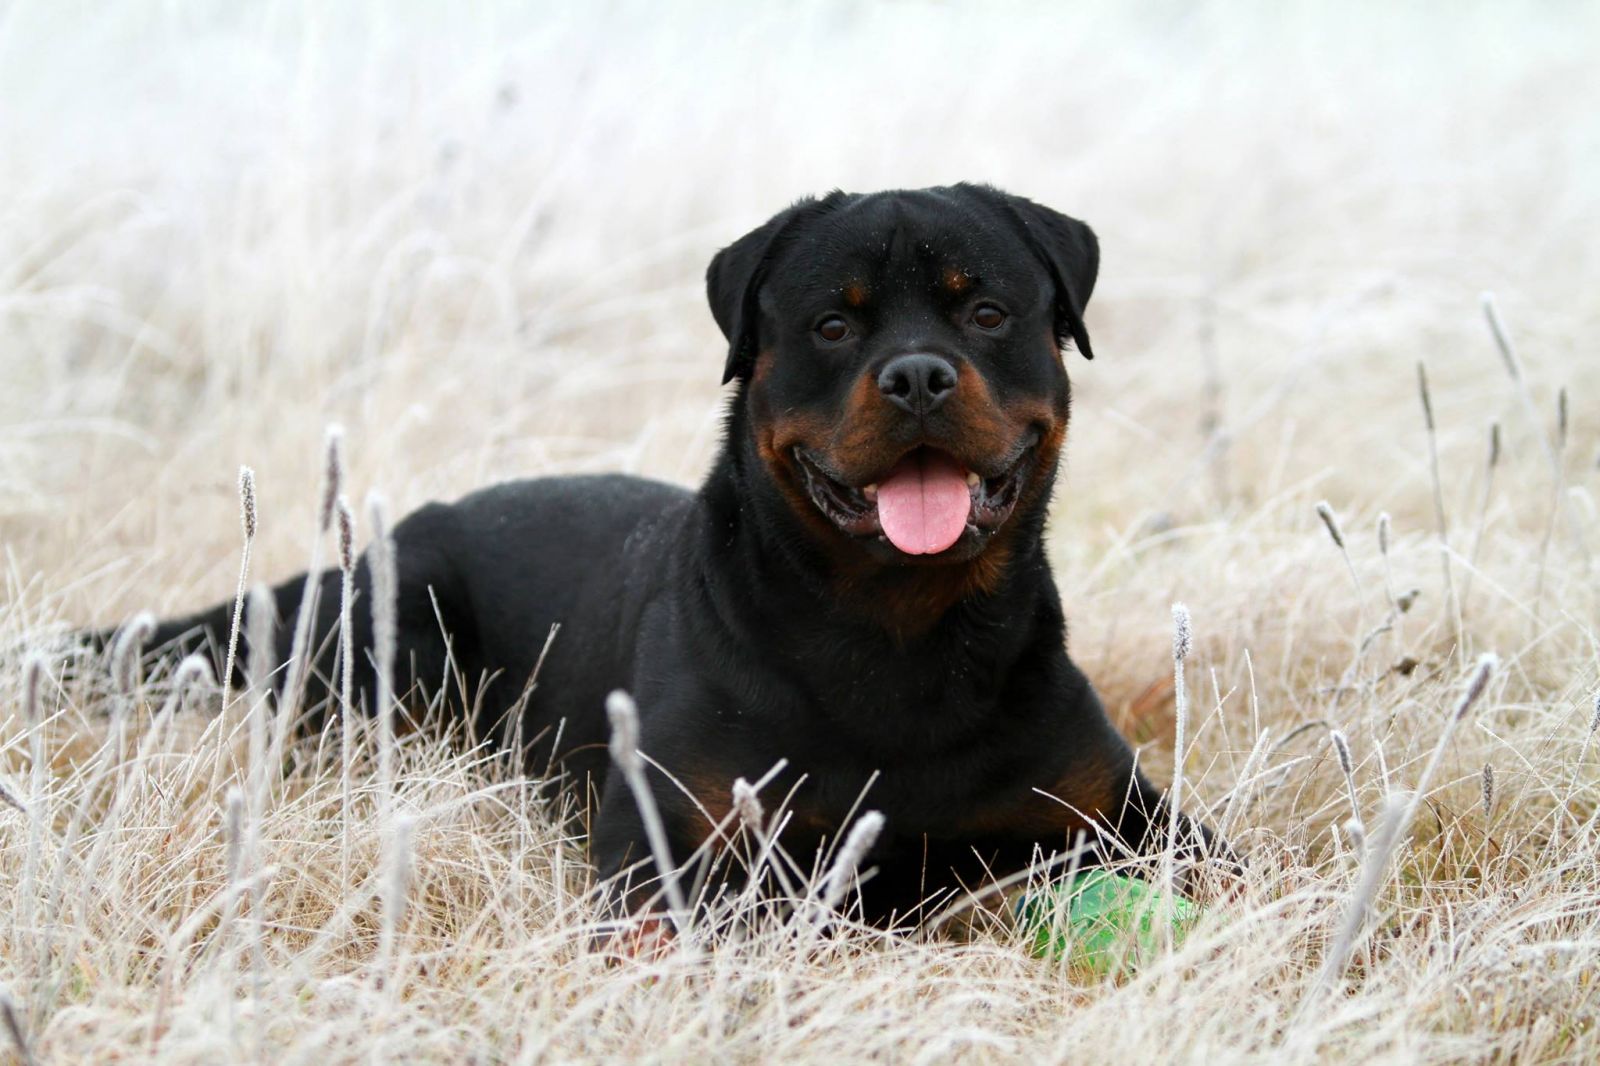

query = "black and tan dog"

[{"left": 136, "top": 183, "right": 1228, "bottom": 924}]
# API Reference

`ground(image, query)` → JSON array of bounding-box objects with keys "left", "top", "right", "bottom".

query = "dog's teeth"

[
  {"left": 966, "top": 471, "right": 981, "bottom": 488},
  {"left": 863, "top": 483, "right": 878, "bottom": 501}
]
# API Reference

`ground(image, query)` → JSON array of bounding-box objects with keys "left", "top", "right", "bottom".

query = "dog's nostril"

[{"left": 878, "top": 353, "right": 959, "bottom": 414}]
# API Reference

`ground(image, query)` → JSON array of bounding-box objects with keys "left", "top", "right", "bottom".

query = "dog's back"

[{"left": 144, "top": 472, "right": 694, "bottom": 784}]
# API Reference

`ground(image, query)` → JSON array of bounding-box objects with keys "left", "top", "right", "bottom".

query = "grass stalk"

[
  {"left": 108, "top": 612, "right": 155, "bottom": 782},
  {"left": 1376, "top": 512, "right": 1399, "bottom": 619},
  {"left": 1416, "top": 363, "right": 1462, "bottom": 654},
  {"left": 222, "top": 466, "right": 257, "bottom": 705},
  {"left": 244, "top": 585, "right": 274, "bottom": 808},
  {"left": 1306, "top": 654, "right": 1495, "bottom": 1008},
  {"left": 1330, "top": 729, "right": 1361, "bottom": 829},
  {"left": 376, "top": 813, "right": 415, "bottom": 989},
  {"left": 730, "top": 768, "right": 801, "bottom": 904},
  {"left": 18, "top": 657, "right": 47, "bottom": 977},
  {"left": 1482, "top": 294, "right": 1558, "bottom": 475},
  {"left": 1461, "top": 423, "right": 1501, "bottom": 615},
  {"left": 0, "top": 988, "right": 39, "bottom": 1066},
  {"left": 1315, "top": 501, "right": 1362, "bottom": 599},
  {"left": 143, "top": 655, "right": 214, "bottom": 763},
  {"left": 1165, "top": 603, "right": 1192, "bottom": 951},
  {"left": 282, "top": 425, "right": 343, "bottom": 720},
  {"left": 367, "top": 494, "right": 399, "bottom": 825},
  {"left": 219, "top": 786, "right": 245, "bottom": 1040},
  {"left": 336, "top": 496, "right": 357, "bottom": 894},
  {"left": 1533, "top": 388, "right": 1568, "bottom": 623},
  {"left": 241, "top": 586, "right": 274, "bottom": 1010},
  {"left": 1483, "top": 294, "right": 1590, "bottom": 578},
  {"left": 818, "top": 809, "right": 886, "bottom": 917},
  {"left": 1564, "top": 691, "right": 1600, "bottom": 829},
  {"left": 216, "top": 466, "right": 257, "bottom": 788},
  {"left": 605, "top": 689, "right": 690, "bottom": 935}
]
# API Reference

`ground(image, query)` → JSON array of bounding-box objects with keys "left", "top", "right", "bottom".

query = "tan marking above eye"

[
  {"left": 844, "top": 283, "right": 868, "bottom": 307},
  {"left": 942, "top": 267, "right": 972, "bottom": 294}
]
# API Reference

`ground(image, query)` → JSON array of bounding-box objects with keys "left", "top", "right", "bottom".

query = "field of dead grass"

[{"left": 3, "top": 3, "right": 1599, "bottom": 1062}]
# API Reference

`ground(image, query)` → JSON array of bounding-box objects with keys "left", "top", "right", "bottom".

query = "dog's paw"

[
  {"left": 1176, "top": 854, "right": 1249, "bottom": 906},
  {"left": 594, "top": 916, "right": 676, "bottom": 963}
]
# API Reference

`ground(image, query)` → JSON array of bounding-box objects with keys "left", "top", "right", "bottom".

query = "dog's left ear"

[
  {"left": 965, "top": 185, "right": 1099, "bottom": 360},
  {"left": 707, "top": 192, "right": 845, "bottom": 385}
]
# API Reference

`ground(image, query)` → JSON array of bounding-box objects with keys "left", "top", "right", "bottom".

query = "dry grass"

[{"left": 4, "top": 3, "right": 1600, "bottom": 1062}]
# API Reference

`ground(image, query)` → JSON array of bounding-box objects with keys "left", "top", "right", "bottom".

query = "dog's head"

[{"left": 709, "top": 183, "right": 1097, "bottom": 571}]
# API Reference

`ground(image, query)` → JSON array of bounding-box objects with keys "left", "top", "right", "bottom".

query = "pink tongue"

[{"left": 875, "top": 451, "right": 973, "bottom": 555}]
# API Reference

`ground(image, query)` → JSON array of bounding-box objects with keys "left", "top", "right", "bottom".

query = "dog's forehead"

[{"left": 771, "top": 192, "right": 1035, "bottom": 304}]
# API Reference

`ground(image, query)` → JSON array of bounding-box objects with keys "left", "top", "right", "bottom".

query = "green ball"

[{"left": 1015, "top": 870, "right": 1202, "bottom": 975}]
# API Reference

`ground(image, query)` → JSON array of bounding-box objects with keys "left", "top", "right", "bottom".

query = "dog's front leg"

[
  {"left": 589, "top": 769, "right": 698, "bottom": 931},
  {"left": 1029, "top": 664, "right": 1242, "bottom": 899}
]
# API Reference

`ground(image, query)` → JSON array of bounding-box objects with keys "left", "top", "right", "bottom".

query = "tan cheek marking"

[
  {"left": 938, "top": 362, "right": 1025, "bottom": 457},
  {"left": 751, "top": 349, "right": 775, "bottom": 386},
  {"left": 828, "top": 372, "right": 903, "bottom": 475},
  {"left": 759, "top": 411, "right": 852, "bottom": 542}
]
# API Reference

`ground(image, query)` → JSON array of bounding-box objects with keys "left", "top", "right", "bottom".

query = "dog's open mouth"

[{"left": 793, "top": 443, "right": 1033, "bottom": 555}]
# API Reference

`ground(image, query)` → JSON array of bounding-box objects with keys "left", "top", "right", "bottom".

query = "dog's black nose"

[{"left": 877, "top": 353, "right": 958, "bottom": 416}]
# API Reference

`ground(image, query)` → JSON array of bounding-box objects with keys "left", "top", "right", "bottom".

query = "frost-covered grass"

[{"left": 3, "top": 3, "right": 1599, "bottom": 1062}]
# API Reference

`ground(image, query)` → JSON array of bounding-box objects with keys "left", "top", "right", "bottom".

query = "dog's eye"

[
  {"left": 816, "top": 316, "right": 851, "bottom": 343},
  {"left": 971, "top": 305, "right": 1006, "bottom": 330}
]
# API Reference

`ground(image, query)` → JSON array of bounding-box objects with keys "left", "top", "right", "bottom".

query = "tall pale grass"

[{"left": 604, "top": 689, "right": 690, "bottom": 935}]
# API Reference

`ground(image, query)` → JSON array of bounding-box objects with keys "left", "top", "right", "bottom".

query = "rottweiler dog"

[{"left": 133, "top": 183, "right": 1228, "bottom": 925}]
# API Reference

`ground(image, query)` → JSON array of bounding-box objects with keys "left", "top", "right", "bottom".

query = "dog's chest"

[{"left": 740, "top": 691, "right": 1069, "bottom": 837}]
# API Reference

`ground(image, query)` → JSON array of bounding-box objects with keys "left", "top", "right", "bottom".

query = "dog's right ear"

[{"left": 707, "top": 193, "right": 844, "bottom": 385}]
